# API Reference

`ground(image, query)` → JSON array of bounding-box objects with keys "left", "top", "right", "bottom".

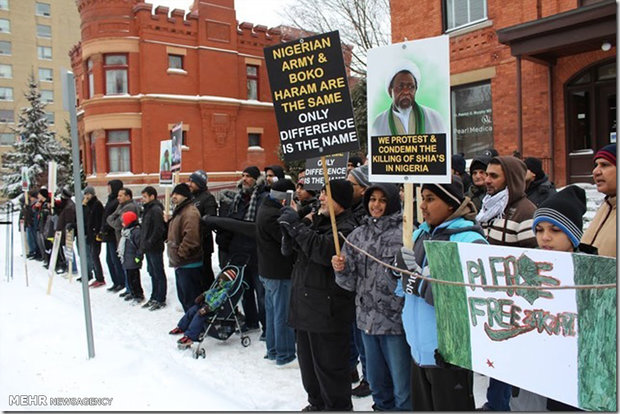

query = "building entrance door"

[{"left": 566, "top": 59, "right": 616, "bottom": 183}]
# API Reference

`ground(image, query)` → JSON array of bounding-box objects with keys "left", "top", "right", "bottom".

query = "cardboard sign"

[
  {"left": 47, "top": 161, "right": 57, "bottom": 197},
  {"left": 170, "top": 123, "right": 183, "bottom": 172},
  {"left": 303, "top": 153, "right": 349, "bottom": 191},
  {"left": 159, "top": 140, "right": 173, "bottom": 187},
  {"left": 424, "top": 241, "right": 617, "bottom": 411},
  {"left": 264, "top": 31, "right": 359, "bottom": 161},
  {"left": 21, "top": 167, "right": 29, "bottom": 192},
  {"left": 367, "top": 36, "right": 451, "bottom": 184}
]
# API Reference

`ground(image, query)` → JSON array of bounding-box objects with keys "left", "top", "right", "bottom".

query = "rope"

[{"left": 339, "top": 234, "right": 616, "bottom": 291}]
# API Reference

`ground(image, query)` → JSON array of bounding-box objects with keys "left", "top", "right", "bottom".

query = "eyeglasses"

[{"left": 393, "top": 83, "right": 416, "bottom": 93}]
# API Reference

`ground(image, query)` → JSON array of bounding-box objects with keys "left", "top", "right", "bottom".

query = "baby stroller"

[{"left": 191, "top": 254, "right": 251, "bottom": 359}]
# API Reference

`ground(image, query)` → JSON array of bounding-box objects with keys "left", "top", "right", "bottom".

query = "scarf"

[
  {"left": 231, "top": 185, "right": 261, "bottom": 222},
  {"left": 476, "top": 188, "right": 509, "bottom": 224},
  {"left": 117, "top": 227, "right": 132, "bottom": 264},
  {"left": 388, "top": 103, "right": 425, "bottom": 135}
]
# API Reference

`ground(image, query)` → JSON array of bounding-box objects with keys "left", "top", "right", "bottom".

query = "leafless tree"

[{"left": 280, "top": 0, "right": 390, "bottom": 76}]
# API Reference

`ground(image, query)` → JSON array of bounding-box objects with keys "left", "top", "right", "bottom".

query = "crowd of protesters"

[{"left": 17, "top": 143, "right": 616, "bottom": 411}]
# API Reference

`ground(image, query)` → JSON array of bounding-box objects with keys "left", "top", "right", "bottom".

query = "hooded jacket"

[
  {"left": 397, "top": 198, "right": 487, "bottom": 366},
  {"left": 100, "top": 180, "right": 123, "bottom": 243},
  {"left": 335, "top": 183, "right": 405, "bottom": 335},
  {"left": 166, "top": 197, "right": 203, "bottom": 268},
  {"left": 288, "top": 210, "right": 356, "bottom": 333},
  {"left": 140, "top": 199, "right": 166, "bottom": 253},
  {"left": 118, "top": 220, "right": 142, "bottom": 270},
  {"left": 481, "top": 156, "right": 537, "bottom": 248}
]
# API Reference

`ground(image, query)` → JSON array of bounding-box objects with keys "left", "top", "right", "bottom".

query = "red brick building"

[
  {"left": 391, "top": 0, "right": 616, "bottom": 185},
  {"left": 70, "top": 0, "right": 291, "bottom": 186}
]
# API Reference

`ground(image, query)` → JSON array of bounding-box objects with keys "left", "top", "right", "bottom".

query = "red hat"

[{"left": 122, "top": 211, "right": 138, "bottom": 227}]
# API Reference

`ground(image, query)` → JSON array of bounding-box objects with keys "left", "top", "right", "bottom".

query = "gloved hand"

[
  {"left": 195, "top": 293, "right": 205, "bottom": 305},
  {"left": 278, "top": 206, "right": 301, "bottom": 237},
  {"left": 419, "top": 266, "right": 434, "bottom": 306},
  {"left": 280, "top": 228, "right": 294, "bottom": 257},
  {"left": 396, "top": 247, "right": 423, "bottom": 295},
  {"left": 95, "top": 233, "right": 103, "bottom": 242},
  {"left": 134, "top": 257, "right": 141, "bottom": 264}
]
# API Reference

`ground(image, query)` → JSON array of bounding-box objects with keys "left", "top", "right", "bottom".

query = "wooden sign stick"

[
  {"left": 402, "top": 183, "right": 414, "bottom": 249},
  {"left": 320, "top": 156, "right": 341, "bottom": 256}
]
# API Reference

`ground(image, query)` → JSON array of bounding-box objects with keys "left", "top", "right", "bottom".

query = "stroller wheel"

[{"left": 241, "top": 336, "right": 251, "bottom": 347}]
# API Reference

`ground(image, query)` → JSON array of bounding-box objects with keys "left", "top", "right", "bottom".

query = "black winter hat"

[
  {"left": 348, "top": 156, "right": 363, "bottom": 168},
  {"left": 60, "top": 187, "right": 73, "bottom": 199},
  {"left": 243, "top": 166, "right": 260, "bottom": 180},
  {"left": 264, "top": 165, "right": 285, "bottom": 180},
  {"left": 422, "top": 175, "right": 465, "bottom": 210},
  {"left": 270, "top": 178, "right": 296, "bottom": 201},
  {"left": 325, "top": 179, "right": 353, "bottom": 210},
  {"left": 172, "top": 183, "right": 192, "bottom": 198},
  {"left": 470, "top": 154, "right": 492, "bottom": 175},
  {"left": 39, "top": 188, "right": 49, "bottom": 199},
  {"left": 524, "top": 157, "right": 545, "bottom": 180},
  {"left": 189, "top": 170, "right": 208, "bottom": 190},
  {"left": 533, "top": 185, "right": 586, "bottom": 248},
  {"left": 451, "top": 154, "right": 466, "bottom": 175}
]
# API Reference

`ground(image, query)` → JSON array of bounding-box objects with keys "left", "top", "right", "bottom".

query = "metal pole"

[
  {"left": 63, "top": 69, "right": 95, "bottom": 359},
  {"left": 516, "top": 55, "right": 523, "bottom": 155},
  {"left": 9, "top": 202, "right": 13, "bottom": 280}
]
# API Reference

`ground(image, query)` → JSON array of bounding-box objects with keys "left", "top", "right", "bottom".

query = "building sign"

[
  {"left": 367, "top": 36, "right": 451, "bottom": 184},
  {"left": 303, "top": 153, "right": 349, "bottom": 191},
  {"left": 451, "top": 82, "right": 493, "bottom": 158},
  {"left": 424, "top": 241, "right": 617, "bottom": 411},
  {"left": 264, "top": 31, "right": 359, "bottom": 161}
]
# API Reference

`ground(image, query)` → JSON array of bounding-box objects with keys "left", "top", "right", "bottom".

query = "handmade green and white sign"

[{"left": 424, "top": 241, "right": 616, "bottom": 411}]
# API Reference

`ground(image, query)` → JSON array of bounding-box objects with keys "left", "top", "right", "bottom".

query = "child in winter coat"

[
  {"left": 396, "top": 176, "right": 487, "bottom": 411},
  {"left": 117, "top": 211, "right": 144, "bottom": 303},
  {"left": 169, "top": 268, "right": 238, "bottom": 349}
]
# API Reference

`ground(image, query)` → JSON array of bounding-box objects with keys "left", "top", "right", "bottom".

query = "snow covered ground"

[{"left": 1, "top": 181, "right": 604, "bottom": 411}]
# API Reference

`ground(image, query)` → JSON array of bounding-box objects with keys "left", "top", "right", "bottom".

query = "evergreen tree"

[
  {"left": 350, "top": 77, "right": 368, "bottom": 158},
  {"left": 1, "top": 73, "right": 73, "bottom": 198},
  {"left": 58, "top": 120, "right": 86, "bottom": 189}
]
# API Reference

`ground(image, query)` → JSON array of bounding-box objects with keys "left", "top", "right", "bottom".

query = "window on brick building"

[
  {"left": 37, "top": 46, "right": 52, "bottom": 60},
  {"left": 41, "top": 89, "right": 53, "bottom": 103},
  {"left": 0, "top": 41, "right": 10, "bottom": 55},
  {"left": 444, "top": 0, "right": 487, "bottom": 31},
  {"left": 106, "top": 130, "right": 131, "bottom": 173},
  {"left": 168, "top": 54, "right": 183, "bottom": 70},
  {"left": 104, "top": 54, "right": 128, "bottom": 95},
  {"left": 0, "top": 64, "right": 11, "bottom": 79},
  {"left": 0, "top": 18, "right": 10, "bottom": 33},
  {"left": 86, "top": 58, "right": 94, "bottom": 98},
  {"left": 0, "top": 133, "right": 13, "bottom": 145},
  {"left": 90, "top": 132, "right": 97, "bottom": 174},
  {"left": 247, "top": 65, "right": 258, "bottom": 100},
  {"left": 35, "top": 2, "right": 50, "bottom": 17},
  {"left": 0, "top": 109, "right": 13, "bottom": 122},
  {"left": 248, "top": 133, "right": 261, "bottom": 147},
  {"left": 44, "top": 112, "right": 54, "bottom": 125},
  {"left": 451, "top": 81, "right": 493, "bottom": 158},
  {"left": 0, "top": 86, "right": 12, "bottom": 101},
  {"left": 36, "top": 24, "right": 51, "bottom": 38},
  {"left": 39, "top": 67, "right": 52, "bottom": 82}
]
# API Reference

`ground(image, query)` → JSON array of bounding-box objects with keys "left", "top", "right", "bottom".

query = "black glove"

[
  {"left": 419, "top": 278, "right": 434, "bottom": 306},
  {"left": 202, "top": 215, "right": 218, "bottom": 231},
  {"left": 280, "top": 227, "right": 294, "bottom": 257},
  {"left": 278, "top": 206, "right": 301, "bottom": 237},
  {"left": 195, "top": 293, "right": 205, "bottom": 305}
]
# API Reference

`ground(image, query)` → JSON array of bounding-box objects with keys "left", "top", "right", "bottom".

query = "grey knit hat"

[{"left": 349, "top": 164, "right": 370, "bottom": 189}]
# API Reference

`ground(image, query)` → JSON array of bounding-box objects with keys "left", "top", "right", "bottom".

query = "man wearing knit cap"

[
  {"left": 371, "top": 61, "right": 446, "bottom": 137},
  {"left": 466, "top": 152, "right": 492, "bottom": 211},
  {"left": 256, "top": 178, "right": 297, "bottom": 366},
  {"left": 188, "top": 169, "right": 218, "bottom": 289},
  {"left": 278, "top": 178, "right": 356, "bottom": 411},
  {"left": 348, "top": 164, "right": 372, "bottom": 226},
  {"left": 524, "top": 157, "right": 556, "bottom": 207},
  {"left": 581, "top": 143, "right": 616, "bottom": 257},
  {"left": 219, "top": 165, "right": 268, "bottom": 333},
  {"left": 477, "top": 156, "right": 537, "bottom": 411},
  {"left": 82, "top": 186, "right": 105, "bottom": 287},
  {"left": 167, "top": 183, "right": 203, "bottom": 312},
  {"left": 347, "top": 155, "right": 363, "bottom": 174}
]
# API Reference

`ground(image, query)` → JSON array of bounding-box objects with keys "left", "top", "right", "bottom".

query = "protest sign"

[
  {"left": 159, "top": 140, "right": 173, "bottom": 187},
  {"left": 264, "top": 31, "right": 359, "bottom": 161},
  {"left": 65, "top": 229, "right": 75, "bottom": 282},
  {"left": 424, "top": 241, "right": 617, "bottom": 411},
  {"left": 48, "top": 161, "right": 57, "bottom": 197},
  {"left": 367, "top": 36, "right": 451, "bottom": 183},
  {"left": 21, "top": 167, "right": 29, "bottom": 193},
  {"left": 170, "top": 123, "right": 182, "bottom": 172},
  {"left": 303, "top": 153, "right": 349, "bottom": 191}
]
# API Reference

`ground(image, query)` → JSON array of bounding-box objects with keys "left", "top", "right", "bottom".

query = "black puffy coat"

[
  {"left": 100, "top": 180, "right": 123, "bottom": 242},
  {"left": 256, "top": 196, "right": 294, "bottom": 279},
  {"left": 192, "top": 189, "right": 217, "bottom": 254},
  {"left": 140, "top": 199, "right": 166, "bottom": 253},
  {"left": 288, "top": 210, "right": 356, "bottom": 333},
  {"left": 83, "top": 196, "right": 104, "bottom": 244},
  {"left": 526, "top": 175, "right": 556, "bottom": 207}
]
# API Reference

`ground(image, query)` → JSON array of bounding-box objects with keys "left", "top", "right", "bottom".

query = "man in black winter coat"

[
  {"left": 55, "top": 188, "right": 77, "bottom": 274},
  {"left": 82, "top": 186, "right": 105, "bottom": 286},
  {"left": 140, "top": 186, "right": 168, "bottom": 310},
  {"left": 278, "top": 179, "right": 356, "bottom": 411},
  {"left": 524, "top": 157, "right": 556, "bottom": 207},
  {"left": 256, "top": 178, "right": 297, "bottom": 366},
  {"left": 187, "top": 170, "right": 218, "bottom": 290},
  {"left": 99, "top": 179, "right": 125, "bottom": 292}
]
